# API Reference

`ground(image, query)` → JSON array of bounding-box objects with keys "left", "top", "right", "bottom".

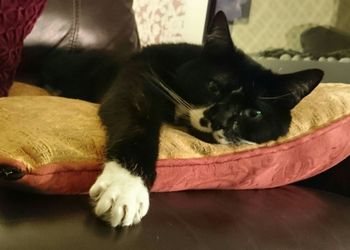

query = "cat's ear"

[
  {"left": 203, "top": 11, "right": 234, "bottom": 56},
  {"left": 265, "top": 69, "right": 324, "bottom": 109}
]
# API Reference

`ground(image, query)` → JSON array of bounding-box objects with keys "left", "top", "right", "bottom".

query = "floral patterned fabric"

[
  {"left": 134, "top": 0, "right": 186, "bottom": 46},
  {"left": 0, "top": 0, "right": 46, "bottom": 96}
]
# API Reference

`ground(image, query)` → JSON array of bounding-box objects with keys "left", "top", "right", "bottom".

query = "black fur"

[{"left": 31, "top": 12, "right": 323, "bottom": 188}]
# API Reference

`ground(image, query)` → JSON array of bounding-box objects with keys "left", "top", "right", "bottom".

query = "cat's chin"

[
  {"left": 213, "top": 132, "right": 258, "bottom": 146},
  {"left": 187, "top": 127, "right": 258, "bottom": 146},
  {"left": 233, "top": 138, "right": 257, "bottom": 146},
  {"left": 213, "top": 130, "right": 231, "bottom": 144}
]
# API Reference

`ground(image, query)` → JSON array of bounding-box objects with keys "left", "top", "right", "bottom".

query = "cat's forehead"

[
  {"left": 212, "top": 73, "right": 231, "bottom": 83},
  {"left": 212, "top": 72, "right": 243, "bottom": 90}
]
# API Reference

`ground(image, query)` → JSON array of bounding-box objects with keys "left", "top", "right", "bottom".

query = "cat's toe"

[
  {"left": 94, "top": 181, "right": 149, "bottom": 227},
  {"left": 89, "top": 161, "right": 150, "bottom": 227}
]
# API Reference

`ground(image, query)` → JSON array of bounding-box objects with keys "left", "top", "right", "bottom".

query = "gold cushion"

[{"left": 0, "top": 82, "right": 349, "bottom": 193}]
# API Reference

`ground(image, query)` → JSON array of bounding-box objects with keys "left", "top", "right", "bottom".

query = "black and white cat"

[{"left": 36, "top": 12, "right": 323, "bottom": 227}]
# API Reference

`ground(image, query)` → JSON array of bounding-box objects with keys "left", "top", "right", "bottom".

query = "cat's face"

[{"left": 175, "top": 12, "right": 323, "bottom": 144}]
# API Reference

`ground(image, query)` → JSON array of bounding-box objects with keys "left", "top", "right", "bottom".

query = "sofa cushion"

[{"left": 0, "top": 83, "right": 349, "bottom": 194}]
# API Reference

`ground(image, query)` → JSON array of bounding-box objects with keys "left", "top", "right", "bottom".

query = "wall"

[{"left": 231, "top": 0, "right": 350, "bottom": 53}]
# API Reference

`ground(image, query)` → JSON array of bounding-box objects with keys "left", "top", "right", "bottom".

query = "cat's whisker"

[
  {"left": 258, "top": 92, "right": 294, "bottom": 100},
  {"left": 150, "top": 78, "right": 191, "bottom": 110},
  {"left": 144, "top": 68, "right": 195, "bottom": 111}
]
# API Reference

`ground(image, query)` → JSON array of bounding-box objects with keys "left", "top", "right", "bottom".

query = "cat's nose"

[{"left": 211, "top": 122, "right": 223, "bottom": 131}]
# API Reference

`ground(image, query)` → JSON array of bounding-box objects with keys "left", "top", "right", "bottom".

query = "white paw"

[{"left": 89, "top": 161, "right": 149, "bottom": 227}]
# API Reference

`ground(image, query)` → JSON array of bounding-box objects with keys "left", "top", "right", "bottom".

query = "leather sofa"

[{"left": 1, "top": 1, "right": 349, "bottom": 249}]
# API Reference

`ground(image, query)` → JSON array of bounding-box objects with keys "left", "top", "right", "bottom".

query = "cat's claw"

[{"left": 89, "top": 161, "right": 149, "bottom": 227}]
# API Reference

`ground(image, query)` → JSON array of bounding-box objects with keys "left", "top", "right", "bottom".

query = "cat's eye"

[
  {"left": 208, "top": 80, "right": 221, "bottom": 95},
  {"left": 242, "top": 109, "right": 263, "bottom": 121}
]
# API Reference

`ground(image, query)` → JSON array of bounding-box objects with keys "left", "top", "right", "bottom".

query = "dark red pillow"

[{"left": 0, "top": 0, "right": 46, "bottom": 96}]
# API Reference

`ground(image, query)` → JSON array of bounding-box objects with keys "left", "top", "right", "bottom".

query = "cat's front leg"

[
  {"left": 89, "top": 75, "right": 162, "bottom": 227},
  {"left": 89, "top": 161, "right": 150, "bottom": 227}
]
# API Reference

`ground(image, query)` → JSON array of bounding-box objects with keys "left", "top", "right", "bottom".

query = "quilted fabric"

[
  {"left": 0, "top": 82, "right": 349, "bottom": 194},
  {"left": 0, "top": 0, "right": 46, "bottom": 96}
]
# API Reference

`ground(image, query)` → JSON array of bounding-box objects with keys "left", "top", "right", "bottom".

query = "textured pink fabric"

[
  {"left": 0, "top": 0, "right": 46, "bottom": 96},
  {"left": 5, "top": 114, "right": 350, "bottom": 194},
  {"left": 153, "top": 115, "right": 350, "bottom": 191}
]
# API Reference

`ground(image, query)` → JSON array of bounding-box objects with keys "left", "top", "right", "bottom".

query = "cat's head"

[{"left": 176, "top": 11, "right": 323, "bottom": 144}]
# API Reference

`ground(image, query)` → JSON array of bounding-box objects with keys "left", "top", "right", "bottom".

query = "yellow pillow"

[{"left": 0, "top": 82, "right": 349, "bottom": 194}]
